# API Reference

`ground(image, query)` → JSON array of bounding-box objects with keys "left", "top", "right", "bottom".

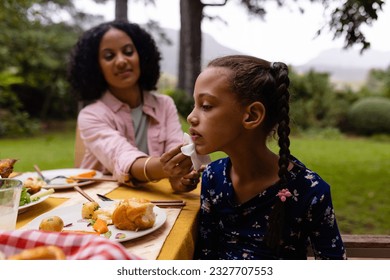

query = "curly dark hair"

[
  {"left": 207, "top": 55, "right": 291, "bottom": 254},
  {"left": 67, "top": 20, "right": 161, "bottom": 102}
]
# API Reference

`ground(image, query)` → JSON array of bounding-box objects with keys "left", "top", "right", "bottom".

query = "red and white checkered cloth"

[{"left": 0, "top": 230, "right": 142, "bottom": 260}]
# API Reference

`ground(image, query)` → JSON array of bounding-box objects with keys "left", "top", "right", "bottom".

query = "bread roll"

[
  {"left": 112, "top": 198, "right": 155, "bottom": 231},
  {"left": 8, "top": 245, "right": 66, "bottom": 260},
  {"left": 39, "top": 216, "right": 64, "bottom": 232}
]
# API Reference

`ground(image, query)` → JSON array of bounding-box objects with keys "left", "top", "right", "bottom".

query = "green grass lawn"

[{"left": 1, "top": 127, "right": 389, "bottom": 235}]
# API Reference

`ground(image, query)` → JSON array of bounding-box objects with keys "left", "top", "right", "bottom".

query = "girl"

[
  {"left": 188, "top": 55, "right": 346, "bottom": 259},
  {"left": 68, "top": 21, "right": 199, "bottom": 192}
]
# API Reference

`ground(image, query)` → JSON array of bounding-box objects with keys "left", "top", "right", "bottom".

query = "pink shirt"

[{"left": 77, "top": 91, "right": 183, "bottom": 183}]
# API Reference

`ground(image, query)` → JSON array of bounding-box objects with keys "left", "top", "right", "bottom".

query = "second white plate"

[{"left": 14, "top": 168, "right": 103, "bottom": 190}]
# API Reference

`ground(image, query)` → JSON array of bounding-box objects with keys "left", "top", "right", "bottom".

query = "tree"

[
  {"left": 0, "top": 0, "right": 100, "bottom": 136},
  {"left": 115, "top": 0, "right": 128, "bottom": 20},
  {"left": 359, "top": 67, "right": 390, "bottom": 99},
  {"left": 178, "top": 0, "right": 386, "bottom": 97},
  {"left": 178, "top": 0, "right": 204, "bottom": 97},
  {"left": 289, "top": 69, "right": 336, "bottom": 129}
]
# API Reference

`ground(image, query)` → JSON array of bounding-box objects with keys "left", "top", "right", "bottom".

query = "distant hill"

[
  {"left": 294, "top": 48, "right": 390, "bottom": 84},
  {"left": 155, "top": 28, "right": 390, "bottom": 86},
  {"left": 156, "top": 28, "right": 242, "bottom": 77}
]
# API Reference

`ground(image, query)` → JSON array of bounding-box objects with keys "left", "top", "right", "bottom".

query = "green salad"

[
  {"left": 19, "top": 187, "right": 54, "bottom": 207},
  {"left": 19, "top": 187, "right": 32, "bottom": 206}
]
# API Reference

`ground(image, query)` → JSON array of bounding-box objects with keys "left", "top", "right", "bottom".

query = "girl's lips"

[
  {"left": 191, "top": 134, "right": 200, "bottom": 142},
  {"left": 189, "top": 129, "right": 201, "bottom": 142}
]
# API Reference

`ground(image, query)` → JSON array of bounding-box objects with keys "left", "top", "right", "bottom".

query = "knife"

[{"left": 97, "top": 193, "right": 113, "bottom": 201}]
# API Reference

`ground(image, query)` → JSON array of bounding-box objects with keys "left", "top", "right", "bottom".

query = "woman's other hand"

[{"left": 169, "top": 170, "right": 201, "bottom": 193}]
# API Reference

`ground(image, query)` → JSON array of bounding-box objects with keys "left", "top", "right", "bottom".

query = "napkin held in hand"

[{"left": 180, "top": 133, "right": 211, "bottom": 171}]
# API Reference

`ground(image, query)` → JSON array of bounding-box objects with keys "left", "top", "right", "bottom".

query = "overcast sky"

[{"left": 75, "top": 0, "right": 390, "bottom": 66}]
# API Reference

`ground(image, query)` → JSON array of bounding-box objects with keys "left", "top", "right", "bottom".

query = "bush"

[
  {"left": 347, "top": 97, "right": 390, "bottom": 135},
  {"left": 296, "top": 127, "right": 344, "bottom": 139},
  {"left": 163, "top": 88, "right": 194, "bottom": 118},
  {"left": 0, "top": 86, "right": 40, "bottom": 137},
  {"left": 0, "top": 109, "right": 40, "bottom": 137}
]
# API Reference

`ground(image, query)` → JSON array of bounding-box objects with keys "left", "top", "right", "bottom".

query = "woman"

[{"left": 67, "top": 20, "right": 199, "bottom": 192}]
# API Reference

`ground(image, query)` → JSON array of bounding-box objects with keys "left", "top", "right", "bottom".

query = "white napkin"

[{"left": 180, "top": 133, "right": 211, "bottom": 171}]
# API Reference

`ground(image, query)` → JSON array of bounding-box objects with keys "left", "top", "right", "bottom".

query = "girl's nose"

[{"left": 187, "top": 110, "right": 198, "bottom": 125}]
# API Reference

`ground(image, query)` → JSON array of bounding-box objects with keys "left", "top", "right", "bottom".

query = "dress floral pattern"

[{"left": 195, "top": 156, "right": 346, "bottom": 260}]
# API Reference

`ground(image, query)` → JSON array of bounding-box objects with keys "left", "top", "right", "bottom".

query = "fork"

[
  {"left": 33, "top": 165, "right": 70, "bottom": 184},
  {"left": 33, "top": 165, "right": 116, "bottom": 183},
  {"left": 33, "top": 164, "right": 51, "bottom": 183}
]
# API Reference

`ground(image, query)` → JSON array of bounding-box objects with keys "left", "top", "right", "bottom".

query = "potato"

[
  {"left": 81, "top": 201, "right": 100, "bottom": 219},
  {"left": 39, "top": 216, "right": 64, "bottom": 232}
]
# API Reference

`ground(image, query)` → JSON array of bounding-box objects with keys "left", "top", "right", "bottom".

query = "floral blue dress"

[{"left": 195, "top": 156, "right": 346, "bottom": 260}]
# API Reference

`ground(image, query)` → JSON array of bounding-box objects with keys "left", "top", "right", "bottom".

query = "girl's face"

[
  {"left": 98, "top": 28, "right": 141, "bottom": 91},
  {"left": 187, "top": 67, "right": 247, "bottom": 155}
]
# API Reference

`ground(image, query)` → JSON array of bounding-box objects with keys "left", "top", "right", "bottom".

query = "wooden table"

[{"left": 16, "top": 179, "right": 201, "bottom": 260}]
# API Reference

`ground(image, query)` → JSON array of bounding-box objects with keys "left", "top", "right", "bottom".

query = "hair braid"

[
  {"left": 265, "top": 62, "right": 291, "bottom": 254},
  {"left": 276, "top": 67, "right": 291, "bottom": 186}
]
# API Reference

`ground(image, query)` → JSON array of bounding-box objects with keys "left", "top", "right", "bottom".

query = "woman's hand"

[
  {"left": 160, "top": 145, "right": 193, "bottom": 178},
  {"left": 169, "top": 170, "right": 201, "bottom": 193}
]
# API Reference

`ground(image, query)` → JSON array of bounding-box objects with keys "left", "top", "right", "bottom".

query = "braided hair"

[{"left": 207, "top": 55, "right": 291, "bottom": 253}]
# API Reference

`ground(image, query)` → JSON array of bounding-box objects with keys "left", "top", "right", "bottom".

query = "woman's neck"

[{"left": 109, "top": 85, "right": 142, "bottom": 108}]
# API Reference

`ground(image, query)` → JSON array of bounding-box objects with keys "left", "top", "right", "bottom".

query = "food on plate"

[
  {"left": 81, "top": 201, "right": 100, "bottom": 219},
  {"left": 112, "top": 198, "right": 156, "bottom": 231},
  {"left": 19, "top": 177, "right": 48, "bottom": 206},
  {"left": 35, "top": 198, "right": 156, "bottom": 237},
  {"left": 19, "top": 187, "right": 32, "bottom": 206},
  {"left": 7, "top": 245, "right": 66, "bottom": 260},
  {"left": 39, "top": 216, "right": 64, "bottom": 232},
  {"left": 92, "top": 205, "right": 115, "bottom": 225},
  {"left": 0, "top": 158, "right": 17, "bottom": 178},
  {"left": 23, "top": 177, "right": 47, "bottom": 194},
  {"left": 30, "top": 188, "right": 54, "bottom": 200},
  {"left": 66, "top": 170, "right": 97, "bottom": 183},
  {"left": 19, "top": 187, "right": 54, "bottom": 207},
  {"left": 92, "top": 218, "right": 109, "bottom": 234}
]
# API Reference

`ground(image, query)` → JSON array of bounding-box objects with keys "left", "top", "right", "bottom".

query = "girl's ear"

[{"left": 242, "top": 102, "right": 265, "bottom": 129}]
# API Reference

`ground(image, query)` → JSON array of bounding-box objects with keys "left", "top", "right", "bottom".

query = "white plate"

[
  {"left": 23, "top": 201, "right": 167, "bottom": 242},
  {"left": 14, "top": 168, "right": 103, "bottom": 190},
  {"left": 18, "top": 189, "right": 50, "bottom": 214}
]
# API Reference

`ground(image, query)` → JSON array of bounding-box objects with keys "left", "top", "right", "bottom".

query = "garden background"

[{"left": 1, "top": 1, "right": 389, "bottom": 235}]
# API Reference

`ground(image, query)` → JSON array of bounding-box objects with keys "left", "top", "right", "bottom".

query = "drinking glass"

[{"left": 0, "top": 178, "right": 22, "bottom": 230}]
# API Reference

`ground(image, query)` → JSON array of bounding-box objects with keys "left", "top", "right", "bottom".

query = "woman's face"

[
  {"left": 98, "top": 28, "right": 141, "bottom": 91},
  {"left": 187, "top": 67, "right": 246, "bottom": 155}
]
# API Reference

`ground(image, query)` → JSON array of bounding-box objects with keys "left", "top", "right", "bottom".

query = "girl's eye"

[{"left": 201, "top": 104, "right": 212, "bottom": 111}]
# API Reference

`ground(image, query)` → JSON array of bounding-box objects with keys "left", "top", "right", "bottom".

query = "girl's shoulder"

[
  {"left": 205, "top": 157, "right": 229, "bottom": 171},
  {"left": 202, "top": 157, "right": 232, "bottom": 189},
  {"left": 288, "top": 155, "right": 331, "bottom": 195}
]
